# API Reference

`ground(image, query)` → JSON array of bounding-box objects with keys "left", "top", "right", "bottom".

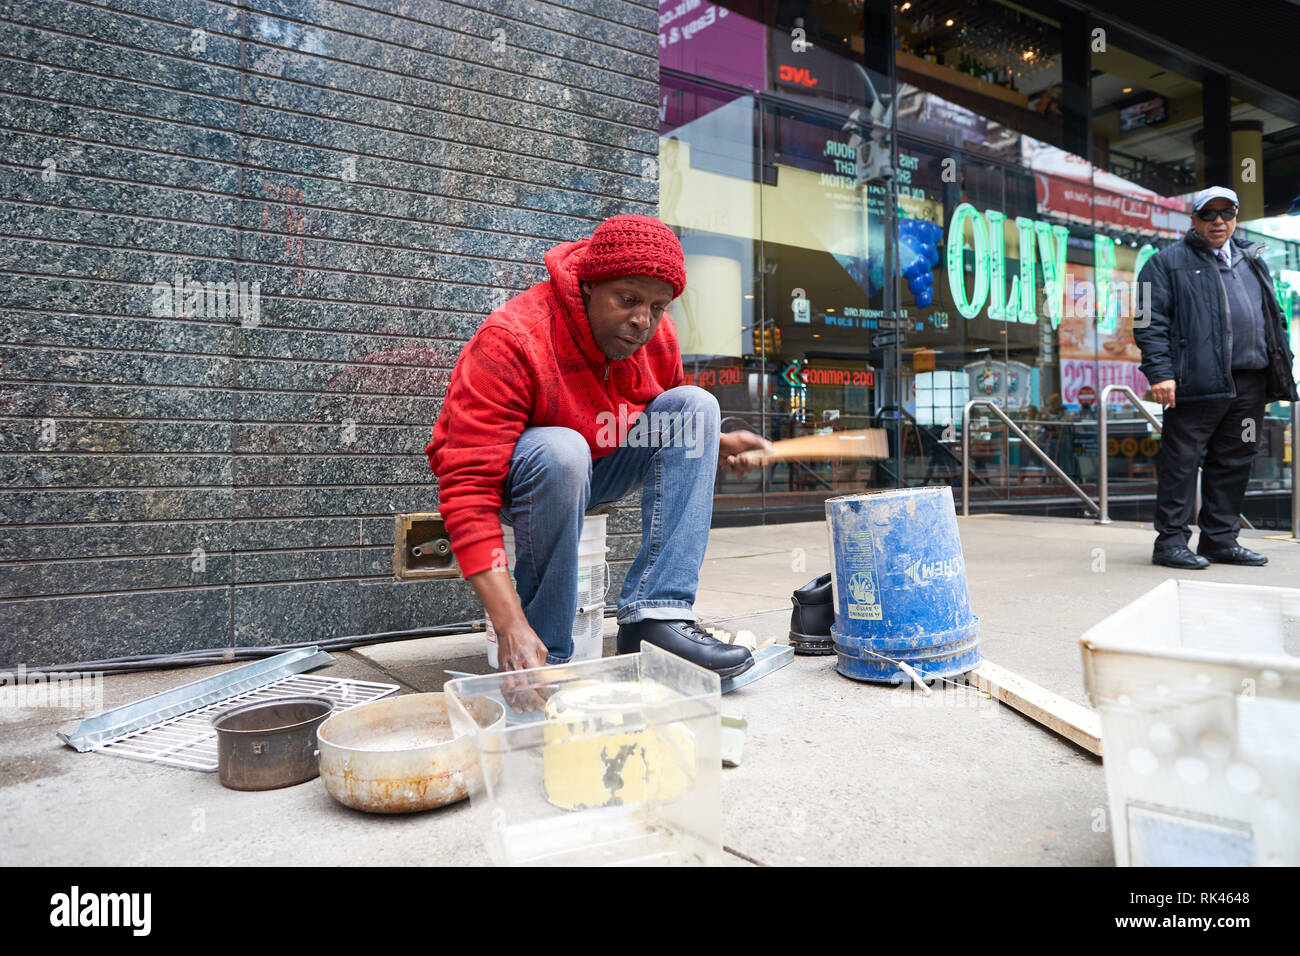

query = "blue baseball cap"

[{"left": 1191, "top": 186, "right": 1239, "bottom": 210}]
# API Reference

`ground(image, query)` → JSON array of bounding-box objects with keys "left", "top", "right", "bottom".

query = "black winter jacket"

[{"left": 1133, "top": 230, "right": 1299, "bottom": 403}]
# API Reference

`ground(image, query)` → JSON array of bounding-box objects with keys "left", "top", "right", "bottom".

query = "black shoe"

[
  {"left": 1197, "top": 543, "right": 1268, "bottom": 566},
  {"left": 616, "top": 619, "right": 755, "bottom": 679},
  {"left": 789, "top": 572, "right": 835, "bottom": 656},
  {"left": 1152, "top": 545, "right": 1209, "bottom": 569}
]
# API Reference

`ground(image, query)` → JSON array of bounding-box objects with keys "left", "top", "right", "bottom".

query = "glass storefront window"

[
  {"left": 659, "top": 0, "right": 1298, "bottom": 529},
  {"left": 659, "top": 67, "right": 762, "bottom": 513},
  {"left": 756, "top": 94, "right": 895, "bottom": 511}
]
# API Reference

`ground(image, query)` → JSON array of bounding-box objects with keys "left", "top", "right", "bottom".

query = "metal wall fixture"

[{"left": 394, "top": 512, "right": 460, "bottom": 581}]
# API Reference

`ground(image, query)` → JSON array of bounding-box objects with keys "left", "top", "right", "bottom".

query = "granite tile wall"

[{"left": 0, "top": 0, "right": 659, "bottom": 665}]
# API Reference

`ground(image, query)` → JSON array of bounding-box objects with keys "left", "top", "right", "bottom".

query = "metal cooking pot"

[
  {"left": 212, "top": 696, "right": 333, "bottom": 791},
  {"left": 316, "top": 692, "right": 503, "bottom": 813}
]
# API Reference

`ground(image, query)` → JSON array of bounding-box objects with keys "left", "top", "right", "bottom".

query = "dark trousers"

[{"left": 1153, "top": 369, "right": 1267, "bottom": 550}]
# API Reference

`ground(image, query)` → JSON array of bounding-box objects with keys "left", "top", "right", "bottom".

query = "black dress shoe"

[
  {"left": 789, "top": 572, "right": 835, "bottom": 655},
  {"left": 1197, "top": 543, "right": 1269, "bottom": 566},
  {"left": 616, "top": 619, "right": 754, "bottom": 679},
  {"left": 1152, "top": 545, "right": 1209, "bottom": 569}
]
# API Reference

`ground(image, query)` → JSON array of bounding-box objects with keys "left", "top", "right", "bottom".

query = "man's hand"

[
  {"left": 497, "top": 622, "right": 548, "bottom": 672},
  {"left": 1151, "top": 379, "right": 1176, "bottom": 408},
  {"left": 719, "top": 430, "right": 773, "bottom": 476},
  {"left": 468, "top": 565, "right": 551, "bottom": 712},
  {"left": 496, "top": 622, "right": 551, "bottom": 713}
]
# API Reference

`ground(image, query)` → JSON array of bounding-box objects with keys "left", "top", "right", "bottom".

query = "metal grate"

[{"left": 94, "top": 674, "right": 398, "bottom": 772}]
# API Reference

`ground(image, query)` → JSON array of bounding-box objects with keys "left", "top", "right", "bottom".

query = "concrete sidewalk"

[{"left": 3, "top": 515, "right": 1296, "bottom": 866}]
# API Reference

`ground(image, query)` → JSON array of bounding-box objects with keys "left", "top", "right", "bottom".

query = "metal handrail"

[
  {"left": 961, "top": 400, "right": 1100, "bottom": 517},
  {"left": 1098, "top": 385, "right": 1292, "bottom": 533},
  {"left": 1293, "top": 401, "right": 1300, "bottom": 540},
  {"left": 872, "top": 405, "right": 993, "bottom": 487},
  {"left": 1097, "top": 385, "right": 1163, "bottom": 525}
]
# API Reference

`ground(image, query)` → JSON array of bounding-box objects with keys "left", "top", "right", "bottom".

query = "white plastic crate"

[{"left": 1081, "top": 578, "right": 1300, "bottom": 866}]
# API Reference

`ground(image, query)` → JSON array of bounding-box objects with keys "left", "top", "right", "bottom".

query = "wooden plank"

[
  {"left": 969, "top": 660, "right": 1103, "bottom": 757},
  {"left": 745, "top": 428, "right": 889, "bottom": 463}
]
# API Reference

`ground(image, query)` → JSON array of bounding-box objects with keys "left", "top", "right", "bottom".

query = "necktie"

[{"left": 1217, "top": 247, "right": 1230, "bottom": 268}]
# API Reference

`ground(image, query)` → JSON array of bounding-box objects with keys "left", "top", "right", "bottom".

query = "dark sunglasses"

[{"left": 1196, "top": 206, "right": 1237, "bottom": 222}]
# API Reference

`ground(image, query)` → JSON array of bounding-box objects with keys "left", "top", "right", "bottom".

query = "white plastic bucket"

[{"left": 485, "top": 513, "right": 609, "bottom": 668}]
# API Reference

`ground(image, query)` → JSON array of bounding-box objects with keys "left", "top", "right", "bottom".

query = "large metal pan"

[{"left": 316, "top": 692, "right": 502, "bottom": 813}]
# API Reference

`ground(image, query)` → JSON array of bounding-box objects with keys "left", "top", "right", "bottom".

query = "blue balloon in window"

[
  {"left": 898, "top": 216, "right": 941, "bottom": 304},
  {"left": 856, "top": 217, "right": 943, "bottom": 301}
]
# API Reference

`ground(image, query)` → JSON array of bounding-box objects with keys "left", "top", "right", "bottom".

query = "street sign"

[
  {"left": 1077, "top": 385, "right": 1097, "bottom": 405},
  {"left": 872, "top": 332, "right": 902, "bottom": 348}
]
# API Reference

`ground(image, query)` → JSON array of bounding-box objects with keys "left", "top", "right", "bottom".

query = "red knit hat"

[{"left": 574, "top": 214, "right": 686, "bottom": 299}]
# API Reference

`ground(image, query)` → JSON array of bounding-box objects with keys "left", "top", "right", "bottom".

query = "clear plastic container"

[
  {"left": 1081, "top": 579, "right": 1300, "bottom": 866},
  {"left": 445, "top": 643, "right": 722, "bottom": 866}
]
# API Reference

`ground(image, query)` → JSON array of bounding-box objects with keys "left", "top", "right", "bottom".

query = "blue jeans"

[{"left": 498, "top": 386, "right": 720, "bottom": 663}]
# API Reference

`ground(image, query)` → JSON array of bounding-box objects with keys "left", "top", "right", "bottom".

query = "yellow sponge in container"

[{"left": 542, "top": 679, "right": 695, "bottom": 811}]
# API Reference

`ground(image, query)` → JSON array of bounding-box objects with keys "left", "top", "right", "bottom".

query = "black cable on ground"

[{"left": 1, "top": 604, "right": 620, "bottom": 681}]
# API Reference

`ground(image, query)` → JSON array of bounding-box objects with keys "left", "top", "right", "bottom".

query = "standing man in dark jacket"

[{"left": 1134, "top": 186, "right": 1299, "bottom": 569}]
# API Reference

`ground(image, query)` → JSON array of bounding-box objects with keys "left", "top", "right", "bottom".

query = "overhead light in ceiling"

[
  {"left": 945, "top": 18, "right": 954, "bottom": 27},
  {"left": 901, "top": 2, "right": 911, "bottom": 9},
  {"left": 1122, "top": 87, "right": 1132, "bottom": 93}
]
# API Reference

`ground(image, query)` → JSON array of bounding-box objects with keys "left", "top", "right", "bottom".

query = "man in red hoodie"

[{"left": 427, "top": 214, "right": 771, "bottom": 681}]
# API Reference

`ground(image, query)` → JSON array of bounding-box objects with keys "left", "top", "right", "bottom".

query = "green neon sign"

[
  {"left": 946, "top": 204, "right": 1068, "bottom": 326},
  {"left": 1013, "top": 216, "right": 1038, "bottom": 324},
  {"left": 943, "top": 207, "right": 1168, "bottom": 331},
  {"left": 985, "top": 210, "right": 1017, "bottom": 323},
  {"left": 1094, "top": 234, "right": 1117, "bottom": 334},
  {"left": 1035, "top": 221, "right": 1070, "bottom": 329},
  {"left": 946, "top": 203, "right": 989, "bottom": 319},
  {"left": 1134, "top": 243, "right": 1157, "bottom": 279}
]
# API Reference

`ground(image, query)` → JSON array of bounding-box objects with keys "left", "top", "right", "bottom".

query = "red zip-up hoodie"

[{"left": 426, "top": 238, "right": 684, "bottom": 578}]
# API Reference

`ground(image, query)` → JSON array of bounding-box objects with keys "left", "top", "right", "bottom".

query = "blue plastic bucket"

[{"left": 826, "top": 487, "right": 980, "bottom": 683}]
